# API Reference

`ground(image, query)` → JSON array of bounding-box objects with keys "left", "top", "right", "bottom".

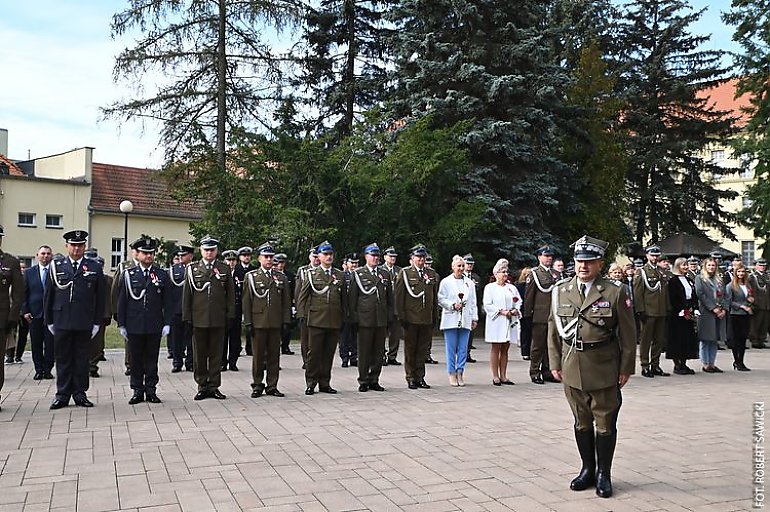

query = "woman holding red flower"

[
  {"left": 482, "top": 259, "right": 522, "bottom": 385},
  {"left": 437, "top": 255, "right": 478, "bottom": 386},
  {"left": 666, "top": 257, "right": 699, "bottom": 374},
  {"left": 694, "top": 258, "right": 727, "bottom": 373},
  {"left": 725, "top": 263, "right": 753, "bottom": 371}
]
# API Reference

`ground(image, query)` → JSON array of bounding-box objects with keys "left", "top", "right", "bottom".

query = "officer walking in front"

[
  {"left": 0, "top": 225, "right": 24, "bottom": 411},
  {"left": 548, "top": 235, "right": 636, "bottom": 498},
  {"left": 117, "top": 238, "right": 173, "bottom": 404},
  {"left": 45, "top": 230, "right": 105, "bottom": 409},
  {"left": 349, "top": 243, "right": 392, "bottom": 392},
  {"left": 183, "top": 235, "right": 235, "bottom": 400},
  {"left": 243, "top": 243, "right": 291, "bottom": 398}
]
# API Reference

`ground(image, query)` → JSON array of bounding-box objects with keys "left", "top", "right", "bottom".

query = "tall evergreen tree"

[
  {"left": 297, "top": 0, "right": 393, "bottom": 140},
  {"left": 616, "top": 0, "right": 737, "bottom": 243},
  {"left": 724, "top": 0, "right": 770, "bottom": 256},
  {"left": 387, "top": 0, "right": 573, "bottom": 264}
]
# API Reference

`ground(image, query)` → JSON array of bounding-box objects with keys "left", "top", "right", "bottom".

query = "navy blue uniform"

[
  {"left": 117, "top": 265, "right": 174, "bottom": 395},
  {"left": 168, "top": 263, "right": 192, "bottom": 370},
  {"left": 44, "top": 256, "right": 105, "bottom": 404}
]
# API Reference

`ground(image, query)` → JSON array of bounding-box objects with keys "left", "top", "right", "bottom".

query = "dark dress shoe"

[
  {"left": 33, "top": 372, "right": 44, "bottom": 380},
  {"left": 425, "top": 357, "right": 439, "bottom": 364},
  {"left": 74, "top": 397, "right": 94, "bottom": 407},
  {"left": 319, "top": 386, "right": 338, "bottom": 394},
  {"left": 416, "top": 380, "right": 431, "bottom": 389},
  {"left": 341, "top": 360, "right": 349, "bottom": 368},
  {"left": 382, "top": 358, "right": 389, "bottom": 366},
  {"left": 501, "top": 380, "right": 515, "bottom": 385},
  {"left": 98, "top": 355, "right": 107, "bottom": 361},
  {"left": 50, "top": 399, "right": 68, "bottom": 410},
  {"left": 702, "top": 366, "right": 715, "bottom": 373},
  {"left": 531, "top": 375, "right": 545, "bottom": 384},
  {"left": 369, "top": 383, "right": 385, "bottom": 392},
  {"left": 221, "top": 365, "right": 228, "bottom": 372},
  {"left": 124, "top": 368, "right": 131, "bottom": 376},
  {"left": 522, "top": 355, "right": 531, "bottom": 360},
  {"left": 711, "top": 366, "right": 724, "bottom": 373},
  {"left": 350, "top": 359, "right": 358, "bottom": 367},
  {"left": 185, "top": 365, "right": 193, "bottom": 372},
  {"left": 146, "top": 394, "right": 162, "bottom": 404},
  {"left": 358, "top": 384, "right": 369, "bottom": 392},
  {"left": 641, "top": 368, "right": 654, "bottom": 378},
  {"left": 282, "top": 349, "right": 295, "bottom": 355},
  {"left": 210, "top": 390, "right": 227, "bottom": 399},
  {"left": 305, "top": 387, "right": 314, "bottom": 395},
  {"left": 171, "top": 367, "right": 182, "bottom": 373},
  {"left": 89, "top": 369, "right": 100, "bottom": 378},
  {"left": 229, "top": 364, "right": 239, "bottom": 371},
  {"left": 543, "top": 374, "right": 559, "bottom": 383},
  {"left": 683, "top": 366, "right": 695, "bottom": 374},
  {"left": 466, "top": 356, "right": 477, "bottom": 363},
  {"left": 14, "top": 357, "right": 22, "bottom": 363},
  {"left": 43, "top": 372, "right": 54, "bottom": 380},
  {"left": 265, "top": 389, "right": 284, "bottom": 397},
  {"left": 408, "top": 381, "right": 418, "bottom": 389},
  {"left": 388, "top": 359, "right": 402, "bottom": 366},
  {"left": 302, "top": 363, "right": 307, "bottom": 369},
  {"left": 251, "top": 388, "right": 263, "bottom": 398},
  {"left": 194, "top": 391, "right": 208, "bottom": 400},
  {"left": 128, "top": 393, "right": 144, "bottom": 405},
  {"left": 673, "top": 367, "right": 689, "bottom": 375},
  {"left": 652, "top": 366, "right": 670, "bottom": 376},
  {"left": 5, "top": 356, "right": 13, "bottom": 364}
]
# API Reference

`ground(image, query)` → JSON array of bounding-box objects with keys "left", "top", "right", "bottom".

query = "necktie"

[
  {"left": 206, "top": 262, "right": 212, "bottom": 271},
  {"left": 41, "top": 267, "right": 48, "bottom": 291},
  {"left": 266, "top": 269, "right": 271, "bottom": 279},
  {"left": 326, "top": 269, "right": 332, "bottom": 277},
  {"left": 418, "top": 269, "right": 424, "bottom": 280},
  {"left": 579, "top": 283, "right": 586, "bottom": 301},
  {"left": 144, "top": 268, "right": 149, "bottom": 279}
]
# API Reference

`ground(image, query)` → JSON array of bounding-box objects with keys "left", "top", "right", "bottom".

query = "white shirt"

[{"left": 678, "top": 275, "right": 693, "bottom": 300}]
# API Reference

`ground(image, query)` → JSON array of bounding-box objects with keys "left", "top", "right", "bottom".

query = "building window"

[
  {"left": 111, "top": 238, "right": 124, "bottom": 270},
  {"left": 45, "top": 214, "right": 63, "bottom": 229},
  {"left": 18, "top": 212, "right": 36, "bottom": 227},
  {"left": 19, "top": 257, "right": 33, "bottom": 269},
  {"left": 711, "top": 150, "right": 725, "bottom": 162},
  {"left": 743, "top": 196, "right": 754, "bottom": 209},
  {"left": 742, "top": 241, "right": 755, "bottom": 264},
  {"left": 740, "top": 167, "right": 754, "bottom": 179}
]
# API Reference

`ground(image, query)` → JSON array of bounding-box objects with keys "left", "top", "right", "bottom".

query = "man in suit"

[
  {"left": 381, "top": 246, "right": 402, "bottom": 366},
  {"left": 0, "top": 226, "right": 25, "bottom": 411},
  {"left": 183, "top": 235, "right": 235, "bottom": 400},
  {"left": 22, "top": 245, "right": 54, "bottom": 380},
  {"left": 548, "top": 235, "right": 636, "bottom": 498},
  {"left": 749, "top": 258, "right": 769, "bottom": 349},
  {"left": 394, "top": 244, "right": 439, "bottom": 389},
  {"left": 169, "top": 245, "right": 194, "bottom": 372},
  {"left": 45, "top": 230, "right": 105, "bottom": 410},
  {"left": 273, "top": 253, "right": 296, "bottom": 355},
  {"left": 524, "top": 245, "right": 560, "bottom": 384},
  {"left": 243, "top": 243, "right": 291, "bottom": 398},
  {"left": 297, "top": 241, "right": 347, "bottom": 395},
  {"left": 349, "top": 243, "right": 392, "bottom": 392},
  {"left": 295, "top": 246, "right": 321, "bottom": 368},
  {"left": 633, "top": 245, "right": 669, "bottom": 378},
  {"left": 339, "top": 252, "right": 359, "bottom": 367},
  {"left": 221, "top": 249, "right": 242, "bottom": 371},
  {"left": 117, "top": 238, "right": 173, "bottom": 404}
]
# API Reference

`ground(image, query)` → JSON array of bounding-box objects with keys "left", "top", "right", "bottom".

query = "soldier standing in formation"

[
  {"left": 242, "top": 243, "right": 291, "bottom": 398},
  {"left": 273, "top": 253, "right": 296, "bottom": 355},
  {"left": 183, "top": 235, "right": 235, "bottom": 400},
  {"left": 381, "top": 246, "right": 402, "bottom": 366},
  {"left": 686, "top": 256, "right": 700, "bottom": 281},
  {"left": 112, "top": 245, "right": 138, "bottom": 376},
  {"left": 633, "top": 245, "right": 670, "bottom": 378},
  {"left": 116, "top": 238, "right": 173, "bottom": 404},
  {"left": 524, "top": 245, "right": 560, "bottom": 384},
  {"left": 348, "top": 243, "right": 391, "bottom": 392},
  {"left": 463, "top": 253, "right": 481, "bottom": 364},
  {"left": 169, "top": 245, "right": 194, "bottom": 372},
  {"left": 548, "top": 235, "right": 636, "bottom": 498},
  {"left": 295, "top": 246, "right": 321, "bottom": 368},
  {"left": 235, "top": 247, "right": 254, "bottom": 356},
  {"left": 394, "top": 244, "right": 439, "bottom": 390},
  {"left": 87, "top": 250, "right": 112, "bottom": 378},
  {"left": 339, "top": 253, "right": 359, "bottom": 367},
  {"left": 297, "top": 241, "right": 346, "bottom": 395},
  {"left": 0, "top": 226, "right": 24, "bottom": 412},
  {"left": 221, "top": 249, "right": 242, "bottom": 371},
  {"left": 749, "top": 258, "right": 769, "bottom": 349},
  {"left": 46, "top": 230, "right": 104, "bottom": 409}
]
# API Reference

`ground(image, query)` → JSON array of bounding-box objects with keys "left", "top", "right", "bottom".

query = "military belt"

[{"left": 564, "top": 338, "right": 612, "bottom": 352}]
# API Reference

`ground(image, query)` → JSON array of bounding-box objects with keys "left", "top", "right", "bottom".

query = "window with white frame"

[
  {"left": 18, "top": 212, "right": 36, "bottom": 227},
  {"left": 742, "top": 241, "right": 755, "bottom": 264},
  {"left": 740, "top": 167, "right": 754, "bottom": 179},
  {"left": 711, "top": 150, "right": 725, "bottom": 162},
  {"left": 111, "top": 238, "right": 124, "bottom": 270},
  {"left": 45, "top": 214, "right": 63, "bottom": 229},
  {"left": 743, "top": 196, "right": 754, "bottom": 209}
]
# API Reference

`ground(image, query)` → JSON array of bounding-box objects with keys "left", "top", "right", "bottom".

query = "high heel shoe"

[{"left": 734, "top": 362, "right": 751, "bottom": 371}]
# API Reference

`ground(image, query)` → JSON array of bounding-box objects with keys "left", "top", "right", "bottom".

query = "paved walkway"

[{"left": 0, "top": 341, "right": 764, "bottom": 512}]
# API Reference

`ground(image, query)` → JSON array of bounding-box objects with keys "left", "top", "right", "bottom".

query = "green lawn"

[{"left": 103, "top": 323, "right": 170, "bottom": 349}]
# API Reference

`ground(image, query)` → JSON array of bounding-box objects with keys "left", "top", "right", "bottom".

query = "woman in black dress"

[{"left": 667, "top": 257, "right": 699, "bottom": 374}]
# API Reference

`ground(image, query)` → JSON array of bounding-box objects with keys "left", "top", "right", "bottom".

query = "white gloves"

[
  {"left": 47, "top": 324, "right": 55, "bottom": 335},
  {"left": 91, "top": 324, "right": 100, "bottom": 338},
  {"left": 119, "top": 327, "right": 128, "bottom": 339},
  {"left": 161, "top": 325, "right": 171, "bottom": 337}
]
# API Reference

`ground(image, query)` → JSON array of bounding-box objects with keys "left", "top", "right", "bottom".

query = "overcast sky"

[{"left": 0, "top": 0, "right": 738, "bottom": 170}]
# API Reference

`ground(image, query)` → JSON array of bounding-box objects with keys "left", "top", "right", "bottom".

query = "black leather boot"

[
  {"left": 595, "top": 431, "right": 617, "bottom": 498},
  {"left": 570, "top": 428, "right": 596, "bottom": 490}
]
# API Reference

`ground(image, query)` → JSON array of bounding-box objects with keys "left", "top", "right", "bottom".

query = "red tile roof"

[
  {"left": 697, "top": 78, "right": 752, "bottom": 127},
  {"left": 90, "top": 162, "right": 203, "bottom": 220},
  {"left": 0, "top": 154, "right": 26, "bottom": 177}
]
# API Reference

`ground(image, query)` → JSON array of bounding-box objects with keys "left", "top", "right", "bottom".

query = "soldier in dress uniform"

[
  {"left": 297, "top": 241, "right": 346, "bottom": 395},
  {"left": 221, "top": 249, "right": 242, "bottom": 371},
  {"left": 87, "top": 251, "right": 112, "bottom": 378},
  {"left": 0, "top": 225, "right": 24, "bottom": 412},
  {"left": 633, "top": 245, "right": 670, "bottom": 378},
  {"left": 394, "top": 244, "right": 439, "bottom": 389},
  {"left": 46, "top": 230, "right": 105, "bottom": 409},
  {"left": 273, "top": 253, "right": 296, "bottom": 355},
  {"left": 463, "top": 253, "right": 481, "bottom": 364},
  {"left": 339, "top": 252, "right": 359, "bottom": 367},
  {"left": 235, "top": 246, "right": 254, "bottom": 356},
  {"left": 523, "top": 245, "right": 560, "bottom": 384},
  {"left": 169, "top": 245, "right": 194, "bottom": 372},
  {"left": 112, "top": 245, "right": 139, "bottom": 376},
  {"left": 424, "top": 253, "right": 441, "bottom": 365},
  {"left": 183, "top": 235, "right": 235, "bottom": 400},
  {"left": 243, "top": 243, "right": 291, "bottom": 398},
  {"left": 548, "top": 235, "right": 636, "bottom": 498},
  {"left": 295, "top": 246, "right": 321, "bottom": 368},
  {"left": 686, "top": 256, "right": 700, "bottom": 281},
  {"left": 349, "top": 243, "right": 391, "bottom": 392},
  {"left": 116, "top": 238, "right": 173, "bottom": 404},
  {"left": 749, "top": 258, "right": 769, "bottom": 349},
  {"left": 381, "top": 246, "right": 403, "bottom": 366}
]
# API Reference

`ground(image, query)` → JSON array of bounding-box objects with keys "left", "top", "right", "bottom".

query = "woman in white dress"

[
  {"left": 482, "top": 259, "right": 522, "bottom": 385},
  {"left": 438, "top": 255, "right": 478, "bottom": 387}
]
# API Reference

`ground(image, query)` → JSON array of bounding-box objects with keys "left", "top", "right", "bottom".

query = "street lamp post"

[{"left": 119, "top": 200, "right": 134, "bottom": 261}]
